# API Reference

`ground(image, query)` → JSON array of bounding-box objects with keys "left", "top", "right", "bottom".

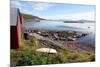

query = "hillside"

[{"left": 21, "top": 13, "right": 46, "bottom": 23}]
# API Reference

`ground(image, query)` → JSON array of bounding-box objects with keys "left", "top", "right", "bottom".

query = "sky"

[{"left": 11, "top": 1, "right": 95, "bottom": 21}]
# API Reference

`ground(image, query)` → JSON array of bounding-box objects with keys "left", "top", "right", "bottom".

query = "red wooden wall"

[
  {"left": 17, "top": 14, "right": 22, "bottom": 49},
  {"left": 11, "top": 12, "right": 22, "bottom": 49},
  {"left": 10, "top": 26, "right": 19, "bottom": 49}
]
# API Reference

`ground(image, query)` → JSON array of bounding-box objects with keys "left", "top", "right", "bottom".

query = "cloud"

[
  {"left": 30, "top": 2, "right": 54, "bottom": 11},
  {"left": 11, "top": 0, "right": 96, "bottom": 5},
  {"left": 11, "top": 1, "right": 95, "bottom": 20},
  {"left": 11, "top": 1, "right": 54, "bottom": 14},
  {"left": 11, "top": 1, "right": 21, "bottom": 8},
  {"left": 11, "top": 1, "right": 32, "bottom": 14},
  {"left": 66, "top": 11, "right": 95, "bottom": 20}
]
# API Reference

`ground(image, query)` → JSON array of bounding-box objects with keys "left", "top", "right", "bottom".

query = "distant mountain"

[
  {"left": 79, "top": 20, "right": 95, "bottom": 23},
  {"left": 63, "top": 19, "right": 95, "bottom": 23},
  {"left": 62, "top": 19, "right": 81, "bottom": 23},
  {"left": 46, "top": 19, "right": 79, "bottom": 22},
  {"left": 21, "top": 13, "right": 46, "bottom": 23}
]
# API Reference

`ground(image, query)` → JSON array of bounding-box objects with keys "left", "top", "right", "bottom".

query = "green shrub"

[{"left": 75, "top": 54, "right": 90, "bottom": 62}]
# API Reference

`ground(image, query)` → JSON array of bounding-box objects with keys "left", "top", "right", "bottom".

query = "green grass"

[
  {"left": 11, "top": 47, "right": 64, "bottom": 66},
  {"left": 11, "top": 36, "right": 95, "bottom": 66}
]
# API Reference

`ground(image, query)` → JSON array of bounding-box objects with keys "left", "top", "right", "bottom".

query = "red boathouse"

[{"left": 10, "top": 8, "right": 22, "bottom": 49}]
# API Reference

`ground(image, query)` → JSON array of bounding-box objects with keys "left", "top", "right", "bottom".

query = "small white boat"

[{"left": 36, "top": 48, "right": 57, "bottom": 54}]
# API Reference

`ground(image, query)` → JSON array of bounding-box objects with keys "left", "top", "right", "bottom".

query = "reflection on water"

[
  {"left": 23, "top": 20, "right": 95, "bottom": 32},
  {"left": 22, "top": 20, "right": 95, "bottom": 45},
  {"left": 77, "top": 32, "right": 95, "bottom": 45}
]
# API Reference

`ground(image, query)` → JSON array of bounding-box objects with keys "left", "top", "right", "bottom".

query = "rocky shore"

[
  {"left": 23, "top": 29, "right": 94, "bottom": 54},
  {"left": 24, "top": 29, "right": 88, "bottom": 42}
]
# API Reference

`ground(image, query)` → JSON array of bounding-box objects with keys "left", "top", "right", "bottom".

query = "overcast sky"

[{"left": 11, "top": 1, "right": 95, "bottom": 21}]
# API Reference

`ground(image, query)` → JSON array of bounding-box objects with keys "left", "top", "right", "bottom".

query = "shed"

[{"left": 10, "top": 8, "right": 22, "bottom": 49}]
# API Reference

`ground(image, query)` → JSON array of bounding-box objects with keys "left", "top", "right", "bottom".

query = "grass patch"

[{"left": 11, "top": 36, "right": 95, "bottom": 66}]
